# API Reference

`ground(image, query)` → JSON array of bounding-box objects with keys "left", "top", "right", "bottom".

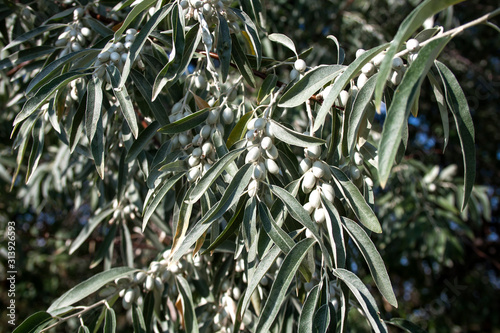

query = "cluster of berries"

[{"left": 55, "top": 8, "right": 92, "bottom": 58}]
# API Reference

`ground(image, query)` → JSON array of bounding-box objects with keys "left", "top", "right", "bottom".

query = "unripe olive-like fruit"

[
  {"left": 201, "top": 142, "right": 213, "bottom": 155},
  {"left": 203, "top": 162, "right": 212, "bottom": 175},
  {"left": 145, "top": 275, "right": 155, "bottom": 291},
  {"left": 206, "top": 109, "right": 219, "bottom": 125},
  {"left": 232, "top": 286, "right": 241, "bottom": 300},
  {"left": 266, "top": 145, "right": 279, "bottom": 160},
  {"left": 355, "top": 48, "right": 366, "bottom": 58},
  {"left": 261, "top": 136, "right": 273, "bottom": 150},
  {"left": 95, "top": 66, "right": 106, "bottom": 78},
  {"left": 265, "top": 122, "right": 274, "bottom": 138},
  {"left": 200, "top": 124, "right": 211, "bottom": 140},
  {"left": 187, "top": 167, "right": 201, "bottom": 182},
  {"left": 314, "top": 208, "right": 326, "bottom": 223},
  {"left": 192, "top": 147, "right": 202, "bottom": 158},
  {"left": 222, "top": 107, "right": 234, "bottom": 124},
  {"left": 361, "top": 62, "right": 375, "bottom": 76},
  {"left": 247, "top": 118, "right": 257, "bottom": 130},
  {"left": 309, "top": 189, "right": 321, "bottom": 209},
  {"left": 125, "top": 34, "right": 135, "bottom": 43},
  {"left": 354, "top": 152, "right": 363, "bottom": 166},
  {"left": 245, "top": 146, "right": 261, "bottom": 164},
  {"left": 302, "top": 171, "right": 316, "bottom": 194},
  {"left": 71, "top": 42, "right": 82, "bottom": 52},
  {"left": 190, "top": 0, "right": 203, "bottom": 8},
  {"left": 245, "top": 129, "right": 257, "bottom": 142},
  {"left": 122, "top": 297, "right": 132, "bottom": 310},
  {"left": 126, "top": 28, "right": 137, "bottom": 35},
  {"left": 172, "top": 101, "right": 183, "bottom": 114},
  {"left": 390, "top": 69, "right": 402, "bottom": 86},
  {"left": 290, "top": 68, "right": 299, "bottom": 80},
  {"left": 303, "top": 202, "right": 314, "bottom": 214},
  {"left": 121, "top": 53, "right": 128, "bottom": 62},
  {"left": 357, "top": 73, "right": 368, "bottom": 89},
  {"left": 178, "top": 133, "right": 190, "bottom": 146},
  {"left": 312, "top": 161, "right": 326, "bottom": 179},
  {"left": 134, "top": 271, "right": 147, "bottom": 283},
  {"left": 74, "top": 8, "right": 84, "bottom": 19},
  {"left": 338, "top": 90, "right": 349, "bottom": 108},
  {"left": 188, "top": 155, "right": 200, "bottom": 167},
  {"left": 392, "top": 57, "right": 403, "bottom": 69},
  {"left": 180, "top": 0, "right": 189, "bottom": 9},
  {"left": 110, "top": 51, "right": 120, "bottom": 63},
  {"left": 252, "top": 164, "right": 266, "bottom": 180},
  {"left": 202, "top": 3, "right": 213, "bottom": 15},
  {"left": 154, "top": 277, "right": 164, "bottom": 293},
  {"left": 97, "top": 51, "right": 109, "bottom": 62},
  {"left": 406, "top": 38, "right": 420, "bottom": 52},
  {"left": 350, "top": 165, "right": 361, "bottom": 180},
  {"left": 113, "top": 42, "right": 124, "bottom": 52},
  {"left": 322, "top": 184, "right": 335, "bottom": 203},
  {"left": 372, "top": 52, "right": 385, "bottom": 67},
  {"left": 124, "top": 288, "right": 136, "bottom": 303},
  {"left": 294, "top": 59, "right": 307, "bottom": 72},
  {"left": 248, "top": 179, "right": 258, "bottom": 197},
  {"left": 254, "top": 118, "right": 266, "bottom": 130},
  {"left": 305, "top": 228, "right": 314, "bottom": 238},
  {"left": 194, "top": 75, "right": 206, "bottom": 89},
  {"left": 305, "top": 145, "right": 321, "bottom": 159},
  {"left": 365, "top": 177, "right": 374, "bottom": 187},
  {"left": 55, "top": 38, "right": 68, "bottom": 47},
  {"left": 299, "top": 158, "right": 312, "bottom": 174},
  {"left": 265, "top": 158, "right": 280, "bottom": 175}
]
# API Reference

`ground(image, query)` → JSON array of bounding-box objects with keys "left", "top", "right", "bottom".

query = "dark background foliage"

[{"left": 1, "top": 0, "right": 499, "bottom": 332}]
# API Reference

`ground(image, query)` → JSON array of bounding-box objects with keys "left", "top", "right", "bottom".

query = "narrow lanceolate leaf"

[
  {"left": 378, "top": 37, "right": 451, "bottom": 188},
  {"left": 387, "top": 318, "right": 427, "bottom": 333},
  {"left": 227, "top": 111, "right": 254, "bottom": 148},
  {"left": 113, "top": 0, "right": 156, "bottom": 40},
  {"left": 217, "top": 13, "right": 232, "bottom": 82},
  {"left": 158, "top": 108, "right": 210, "bottom": 134},
  {"left": 143, "top": 172, "right": 185, "bottom": 230},
  {"left": 373, "top": 0, "right": 465, "bottom": 110},
  {"left": 427, "top": 71, "right": 449, "bottom": 151},
  {"left": 106, "top": 65, "right": 139, "bottom": 138},
  {"left": 314, "top": 44, "right": 388, "bottom": 132},
  {"left": 132, "top": 304, "right": 147, "bottom": 333},
  {"left": 120, "top": 4, "right": 173, "bottom": 87},
  {"left": 47, "top": 267, "right": 138, "bottom": 314},
  {"left": 104, "top": 307, "right": 117, "bottom": 333},
  {"left": 330, "top": 166, "right": 382, "bottom": 233},
  {"left": 152, "top": 5, "right": 185, "bottom": 100},
  {"left": 26, "top": 49, "right": 100, "bottom": 95},
  {"left": 12, "top": 311, "right": 52, "bottom": 333},
  {"left": 170, "top": 164, "right": 253, "bottom": 264},
  {"left": 231, "top": 8, "right": 262, "bottom": 69},
  {"left": 91, "top": 111, "right": 105, "bottom": 179},
  {"left": 342, "top": 217, "right": 397, "bottom": 307},
  {"left": 237, "top": 246, "right": 281, "bottom": 323},
  {"left": 268, "top": 33, "right": 298, "bottom": 57},
  {"left": 14, "top": 72, "right": 87, "bottom": 126},
  {"left": 435, "top": 61, "right": 475, "bottom": 211},
  {"left": 313, "top": 304, "right": 330, "bottom": 333},
  {"left": 4, "top": 24, "right": 67, "bottom": 50},
  {"left": 279, "top": 65, "right": 345, "bottom": 108},
  {"left": 130, "top": 69, "right": 170, "bottom": 126},
  {"left": 176, "top": 276, "right": 199, "bottom": 333},
  {"left": 269, "top": 184, "right": 332, "bottom": 269},
  {"left": 70, "top": 207, "right": 114, "bottom": 254},
  {"left": 334, "top": 269, "right": 388, "bottom": 333},
  {"left": 86, "top": 76, "right": 103, "bottom": 141},
  {"left": 187, "top": 148, "right": 245, "bottom": 203},
  {"left": 321, "top": 196, "right": 346, "bottom": 269},
  {"left": 258, "top": 74, "right": 278, "bottom": 103},
  {"left": 298, "top": 285, "right": 321, "bottom": 333},
  {"left": 126, "top": 121, "right": 160, "bottom": 163},
  {"left": 347, "top": 74, "right": 378, "bottom": 156},
  {"left": 231, "top": 34, "right": 256, "bottom": 88},
  {"left": 0, "top": 45, "right": 55, "bottom": 70},
  {"left": 256, "top": 238, "right": 316, "bottom": 333},
  {"left": 269, "top": 120, "right": 325, "bottom": 147}
]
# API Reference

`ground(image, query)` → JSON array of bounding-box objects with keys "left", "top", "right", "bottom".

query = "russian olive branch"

[
  {"left": 39, "top": 299, "right": 112, "bottom": 332},
  {"left": 395, "top": 7, "right": 500, "bottom": 59}
]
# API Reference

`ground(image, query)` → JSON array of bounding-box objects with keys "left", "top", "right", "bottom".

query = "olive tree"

[{"left": 2, "top": 0, "right": 498, "bottom": 332}]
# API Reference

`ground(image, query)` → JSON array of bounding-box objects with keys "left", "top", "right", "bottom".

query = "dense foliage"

[{"left": 0, "top": 0, "right": 498, "bottom": 332}]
